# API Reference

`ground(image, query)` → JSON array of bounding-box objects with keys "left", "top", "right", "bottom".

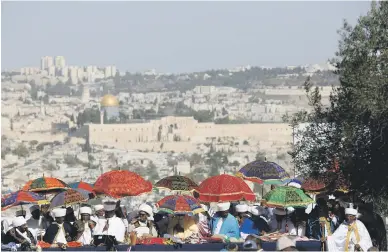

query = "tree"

[
  {"left": 284, "top": 2, "right": 388, "bottom": 214},
  {"left": 255, "top": 151, "right": 266, "bottom": 161},
  {"left": 147, "top": 161, "right": 160, "bottom": 183}
]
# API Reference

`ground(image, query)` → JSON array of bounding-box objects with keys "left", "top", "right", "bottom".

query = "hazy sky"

[{"left": 2, "top": 1, "right": 371, "bottom": 73}]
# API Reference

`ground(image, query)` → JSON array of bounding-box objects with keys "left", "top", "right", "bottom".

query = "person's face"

[
  {"left": 81, "top": 214, "right": 90, "bottom": 221},
  {"left": 96, "top": 210, "right": 104, "bottom": 217},
  {"left": 32, "top": 209, "right": 40, "bottom": 220},
  {"left": 218, "top": 210, "right": 229, "bottom": 218},
  {"left": 18, "top": 224, "right": 28, "bottom": 233},
  {"left": 138, "top": 211, "right": 148, "bottom": 222},
  {"left": 346, "top": 214, "right": 356, "bottom": 223},
  {"left": 41, "top": 205, "right": 50, "bottom": 215},
  {"left": 56, "top": 217, "right": 65, "bottom": 224}
]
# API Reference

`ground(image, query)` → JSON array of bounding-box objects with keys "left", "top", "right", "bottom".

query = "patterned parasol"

[
  {"left": 22, "top": 176, "right": 69, "bottom": 193},
  {"left": 302, "top": 172, "right": 333, "bottom": 193},
  {"left": 50, "top": 189, "right": 90, "bottom": 209},
  {"left": 94, "top": 170, "right": 153, "bottom": 198},
  {"left": 69, "top": 181, "right": 94, "bottom": 193},
  {"left": 263, "top": 186, "right": 314, "bottom": 208},
  {"left": 155, "top": 176, "right": 199, "bottom": 191},
  {"left": 1, "top": 191, "right": 45, "bottom": 211},
  {"left": 196, "top": 174, "right": 255, "bottom": 202},
  {"left": 236, "top": 160, "right": 289, "bottom": 185},
  {"left": 156, "top": 195, "right": 204, "bottom": 215}
]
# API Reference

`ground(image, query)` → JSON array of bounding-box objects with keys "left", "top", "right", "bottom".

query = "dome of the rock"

[{"left": 100, "top": 94, "right": 119, "bottom": 107}]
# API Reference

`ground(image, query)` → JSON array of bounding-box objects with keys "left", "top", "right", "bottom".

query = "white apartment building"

[
  {"left": 41, "top": 56, "right": 54, "bottom": 70},
  {"left": 55, "top": 56, "right": 66, "bottom": 68}
]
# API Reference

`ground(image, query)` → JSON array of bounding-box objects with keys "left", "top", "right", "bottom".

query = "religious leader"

[
  {"left": 327, "top": 207, "right": 373, "bottom": 251},
  {"left": 210, "top": 202, "right": 240, "bottom": 240},
  {"left": 73, "top": 206, "right": 95, "bottom": 245},
  {"left": 43, "top": 208, "right": 75, "bottom": 248}
]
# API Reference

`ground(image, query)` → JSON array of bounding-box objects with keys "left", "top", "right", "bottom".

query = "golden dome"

[{"left": 101, "top": 94, "right": 119, "bottom": 107}]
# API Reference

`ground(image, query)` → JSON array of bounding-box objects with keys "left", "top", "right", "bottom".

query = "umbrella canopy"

[
  {"left": 196, "top": 174, "right": 255, "bottom": 202},
  {"left": 94, "top": 170, "right": 152, "bottom": 198},
  {"left": 2, "top": 191, "right": 45, "bottom": 211},
  {"left": 155, "top": 176, "right": 198, "bottom": 191},
  {"left": 156, "top": 195, "right": 204, "bottom": 215},
  {"left": 50, "top": 189, "right": 89, "bottom": 209},
  {"left": 69, "top": 181, "right": 94, "bottom": 193},
  {"left": 302, "top": 173, "right": 333, "bottom": 193},
  {"left": 236, "top": 160, "right": 289, "bottom": 184},
  {"left": 22, "top": 177, "right": 69, "bottom": 193},
  {"left": 263, "top": 186, "right": 314, "bottom": 208}
]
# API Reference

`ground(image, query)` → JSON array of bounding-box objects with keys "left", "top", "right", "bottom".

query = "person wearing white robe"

[
  {"left": 74, "top": 206, "right": 94, "bottom": 245},
  {"left": 328, "top": 208, "right": 373, "bottom": 252},
  {"left": 94, "top": 200, "right": 126, "bottom": 243},
  {"left": 91, "top": 205, "right": 105, "bottom": 223},
  {"left": 26, "top": 205, "right": 44, "bottom": 240}
]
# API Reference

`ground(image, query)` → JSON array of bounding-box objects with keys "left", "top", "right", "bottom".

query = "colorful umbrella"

[
  {"left": 236, "top": 160, "right": 289, "bottom": 185},
  {"left": 1, "top": 191, "right": 45, "bottom": 211},
  {"left": 69, "top": 181, "right": 94, "bottom": 193},
  {"left": 196, "top": 174, "right": 255, "bottom": 202},
  {"left": 156, "top": 195, "right": 204, "bottom": 215},
  {"left": 94, "top": 170, "right": 152, "bottom": 198},
  {"left": 302, "top": 173, "right": 333, "bottom": 193},
  {"left": 22, "top": 176, "right": 69, "bottom": 193},
  {"left": 50, "top": 189, "right": 90, "bottom": 209},
  {"left": 155, "top": 176, "right": 199, "bottom": 191},
  {"left": 263, "top": 186, "right": 314, "bottom": 208}
]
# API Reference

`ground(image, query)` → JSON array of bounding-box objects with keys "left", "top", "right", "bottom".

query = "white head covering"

[
  {"left": 217, "top": 202, "right": 231, "bottom": 211},
  {"left": 250, "top": 205, "right": 265, "bottom": 216},
  {"left": 52, "top": 208, "right": 67, "bottom": 218},
  {"left": 287, "top": 182, "right": 302, "bottom": 189},
  {"left": 139, "top": 203, "right": 153, "bottom": 217},
  {"left": 29, "top": 205, "right": 40, "bottom": 213},
  {"left": 12, "top": 216, "right": 27, "bottom": 227},
  {"left": 94, "top": 204, "right": 104, "bottom": 212},
  {"left": 328, "top": 195, "right": 336, "bottom": 200},
  {"left": 235, "top": 204, "right": 249, "bottom": 213},
  {"left": 345, "top": 208, "right": 358, "bottom": 216},
  {"left": 103, "top": 200, "right": 117, "bottom": 212},
  {"left": 80, "top": 206, "right": 92, "bottom": 215}
]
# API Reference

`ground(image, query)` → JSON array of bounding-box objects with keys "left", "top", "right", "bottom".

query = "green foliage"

[
  {"left": 189, "top": 153, "right": 202, "bottom": 167},
  {"left": 255, "top": 151, "right": 266, "bottom": 161},
  {"left": 285, "top": 2, "right": 388, "bottom": 214},
  {"left": 77, "top": 107, "right": 101, "bottom": 126},
  {"left": 63, "top": 155, "right": 77, "bottom": 166},
  {"left": 147, "top": 161, "right": 160, "bottom": 183},
  {"left": 12, "top": 143, "right": 29, "bottom": 158}
]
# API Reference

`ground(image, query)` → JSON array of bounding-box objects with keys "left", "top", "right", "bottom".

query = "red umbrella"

[
  {"left": 301, "top": 172, "right": 334, "bottom": 193},
  {"left": 94, "top": 170, "right": 152, "bottom": 198},
  {"left": 195, "top": 174, "right": 255, "bottom": 202}
]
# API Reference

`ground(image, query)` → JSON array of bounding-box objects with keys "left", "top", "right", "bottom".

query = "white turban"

[
  {"left": 29, "top": 205, "right": 40, "bottom": 213},
  {"left": 94, "top": 204, "right": 104, "bottom": 211},
  {"left": 138, "top": 204, "right": 153, "bottom": 217},
  {"left": 250, "top": 206, "right": 265, "bottom": 216},
  {"left": 52, "top": 208, "right": 67, "bottom": 218},
  {"left": 235, "top": 204, "right": 249, "bottom": 213},
  {"left": 103, "top": 200, "right": 117, "bottom": 212},
  {"left": 12, "top": 216, "right": 27, "bottom": 227},
  {"left": 345, "top": 208, "right": 358, "bottom": 216},
  {"left": 80, "top": 206, "right": 92, "bottom": 215},
  {"left": 217, "top": 202, "right": 231, "bottom": 211},
  {"left": 287, "top": 182, "right": 301, "bottom": 189}
]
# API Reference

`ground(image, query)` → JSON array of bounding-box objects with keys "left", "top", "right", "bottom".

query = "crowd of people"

[{"left": 1, "top": 194, "right": 386, "bottom": 251}]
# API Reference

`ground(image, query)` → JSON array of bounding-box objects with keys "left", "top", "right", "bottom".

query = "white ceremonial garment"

[
  {"left": 77, "top": 222, "right": 93, "bottom": 245},
  {"left": 327, "top": 220, "right": 372, "bottom": 252},
  {"left": 94, "top": 216, "right": 126, "bottom": 243},
  {"left": 27, "top": 217, "right": 42, "bottom": 240},
  {"left": 54, "top": 224, "right": 67, "bottom": 244},
  {"left": 288, "top": 222, "right": 306, "bottom": 236},
  {"left": 128, "top": 221, "right": 156, "bottom": 237},
  {"left": 214, "top": 218, "right": 224, "bottom": 235}
]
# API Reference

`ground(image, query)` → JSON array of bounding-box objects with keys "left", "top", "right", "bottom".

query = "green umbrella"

[{"left": 263, "top": 186, "right": 314, "bottom": 208}]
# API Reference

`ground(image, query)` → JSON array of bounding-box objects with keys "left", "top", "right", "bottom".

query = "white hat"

[
  {"left": 273, "top": 208, "right": 287, "bottom": 216},
  {"left": 103, "top": 200, "right": 117, "bottom": 212},
  {"left": 200, "top": 204, "right": 209, "bottom": 212},
  {"left": 250, "top": 206, "right": 265, "bottom": 216},
  {"left": 276, "top": 236, "right": 296, "bottom": 251},
  {"left": 217, "top": 202, "right": 231, "bottom": 211},
  {"left": 80, "top": 206, "right": 92, "bottom": 215},
  {"left": 94, "top": 204, "right": 104, "bottom": 211},
  {"left": 345, "top": 208, "right": 358, "bottom": 216},
  {"left": 287, "top": 182, "right": 301, "bottom": 189},
  {"left": 12, "top": 216, "right": 27, "bottom": 227},
  {"left": 52, "top": 208, "right": 67, "bottom": 218},
  {"left": 328, "top": 195, "right": 336, "bottom": 200},
  {"left": 29, "top": 205, "right": 40, "bottom": 213},
  {"left": 139, "top": 203, "right": 153, "bottom": 217},
  {"left": 235, "top": 204, "right": 249, "bottom": 213}
]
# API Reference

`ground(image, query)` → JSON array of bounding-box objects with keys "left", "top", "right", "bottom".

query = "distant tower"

[
  {"left": 81, "top": 85, "right": 90, "bottom": 104},
  {"left": 40, "top": 100, "right": 46, "bottom": 116}
]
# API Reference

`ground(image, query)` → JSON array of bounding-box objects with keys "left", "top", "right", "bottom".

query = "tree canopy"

[{"left": 285, "top": 2, "right": 388, "bottom": 214}]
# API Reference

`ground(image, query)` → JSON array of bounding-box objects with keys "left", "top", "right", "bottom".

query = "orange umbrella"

[
  {"left": 22, "top": 176, "right": 69, "bottom": 194},
  {"left": 195, "top": 174, "right": 255, "bottom": 202},
  {"left": 94, "top": 170, "right": 152, "bottom": 198}
]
